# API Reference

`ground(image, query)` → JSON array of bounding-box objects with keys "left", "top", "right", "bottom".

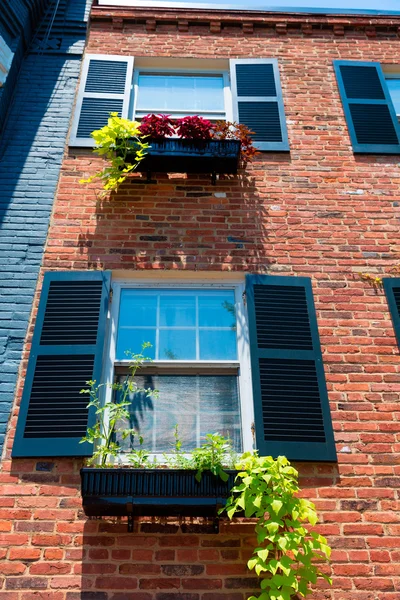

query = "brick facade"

[{"left": 1, "top": 5, "right": 400, "bottom": 599}]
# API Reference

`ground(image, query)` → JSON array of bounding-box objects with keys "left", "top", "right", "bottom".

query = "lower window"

[{"left": 105, "top": 283, "right": 252, "bottom": 457}]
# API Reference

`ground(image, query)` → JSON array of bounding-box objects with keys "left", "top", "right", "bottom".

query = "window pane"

[
  {"left": 198, "top": 291, "right": 236, "bottom": 328},
  {"left": 159, "top": 329, "right": 196, "bottom": 360},
  {"left": 199, "top": 329, "right": 237, "bottom": 360},
  {"left": 119, "top": 291, "right": 157, "bottom": 327},
  {"left": 116, "top": 288, "right": 238, "bottom": 361},
  {"left": 115, "top": 374, "right": 242, "bottom": 453},
  {"left": 386, "top": 79, "right": 400, "bottom": 114},
  {"left": 116, "top": 328, "right": 156, "bottom": 360},
  {"left": 160, "top": 293, "right": 196, "bottom": 327},
  {"left": 137, "top": 74, "right": 225, "bottom": 113}
]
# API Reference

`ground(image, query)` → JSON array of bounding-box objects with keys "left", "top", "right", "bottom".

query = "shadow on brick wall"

[{"left": 74, "top": 157, "right": 293, "bottom": 273}]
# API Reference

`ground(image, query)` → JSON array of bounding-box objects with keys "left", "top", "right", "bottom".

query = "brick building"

[{"left": 2, "top": 1, "right": 400, "bottom": 598}]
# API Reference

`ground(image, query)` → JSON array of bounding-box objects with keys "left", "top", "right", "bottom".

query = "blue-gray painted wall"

[{"left": 0, "top": 0, "right": 91, "bottom": 454}]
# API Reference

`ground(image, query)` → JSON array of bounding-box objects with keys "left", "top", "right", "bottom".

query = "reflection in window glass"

[
  {"left": 136, "top": 73, "right": 225, "bottom": 118},
  {"left": 386, "top": 79, "right": 400, "bottom": 114},
  {"left": 116, "top": 289, "right": 237, "bottom": 361},
  {"left": 115, "top": 374, "right": 242, "bottom": 453}
]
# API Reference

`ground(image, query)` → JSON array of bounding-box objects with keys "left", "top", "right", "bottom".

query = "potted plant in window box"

[
  {"left": 130, "top": 114, "right": 254, "bottom": 183},
  {"left": 79, "top": 114, "right": 257, "bottom": 193},
  {"left": 79, "top": 349, "right": 332, "bottom": 598},
  {"left": 79, "top": 348, "right": 238, "bottom": 528}
]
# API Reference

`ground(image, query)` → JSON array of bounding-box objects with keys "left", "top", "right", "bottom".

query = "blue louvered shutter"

[
  {"left": 12, "top": 271, "right": 111, "bottom": 458},
  {"left": 246, "top": 275, "right": 336, "bottom": 462},
  {"left": 383, "top": 278, "right": 400, "bottom": 349},
  {"left": 69, "top": 54, "right": 134, "bottom": 146},
  {"left": 229, "top": 59, "right": 289, "bottom": 151},
  {"left": 334, "top": 61, "right": 400, "bottom": 154}
]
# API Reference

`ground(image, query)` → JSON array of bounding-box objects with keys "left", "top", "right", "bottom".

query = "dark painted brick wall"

[{"left": 0, "top": 0, "right": 91, "bottom": 455}]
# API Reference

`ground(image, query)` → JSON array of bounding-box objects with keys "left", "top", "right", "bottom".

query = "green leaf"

[{"left": 271, "top": 499, "right": 283, "bottom": 514}]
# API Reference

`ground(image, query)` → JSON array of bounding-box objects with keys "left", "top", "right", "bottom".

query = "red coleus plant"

[
  {"left": 212, "top": 120, "right": 259, "bottom": 165},
  {"left": 138, "top": 113, "right": 175, "bottom": 139},
  {"left": 139, "top": 114, "right": 257, "bottom": 166},
  {"left": 175, "top": 116, "right": 213, "bottom": 140}
]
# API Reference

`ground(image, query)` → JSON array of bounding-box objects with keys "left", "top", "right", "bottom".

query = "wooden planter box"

[
  {"left": 125, "top": 138, "right": 241, "bottom": 182},
  {"left": 81, "top": 468, "right": 237, "bottom": 530}
]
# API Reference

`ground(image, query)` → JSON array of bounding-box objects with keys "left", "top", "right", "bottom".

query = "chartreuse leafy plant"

[
  {"left": 80, "top": 343, "right": 155, "bottom": 467},
  {"left": 163, "top": 428, "right": 238, "bottom": 478},
  {"left": 191, "top": 433, "right": 237, "bottom": 482},
  {"left": 222, "top": 453, "right": 332, "bottom": 600},
  {"left": 80, "top": 113, "right": 149, "bottom": 195}
]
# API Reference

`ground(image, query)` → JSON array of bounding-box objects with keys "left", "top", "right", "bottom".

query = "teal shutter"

[
  {"left": 246, "top": 275, "right": 336, "bottom": 462},
  {"left": 230, "top": 59, "right": 289, "bottom": 151},
  {"left": 383, "top": 278, "right": 400, "bottom": 349},
  {"left": 334, "top": 60, "right": 400, "bottom": 154},
  {"left": 69, "top": 54, "right": 134, "bottom": 147},
  {"left": 12, "top": 271, "right": 111, "bottom": 458}
]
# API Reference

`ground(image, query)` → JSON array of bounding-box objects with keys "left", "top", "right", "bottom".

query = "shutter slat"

[
  {"left": 70, "top": 54, "right": 134, "bottom": 146},
  {"left": 12, "top": 271, "right": 111, "bottom": 458},
  {"left": 383, "top": 278, "right": 400, "bottom": 350},
  {"left": 246, "top": 274, "right": 337, "bottom": 462},
  {"left": 238, "top": 102, "right": 282, "bottom": 142},
  {"left": 334, "top": 60, "right": 400, "bottom": 153},
  {"left": 230, "top": 59, "right": 289, "bottom": 151}
]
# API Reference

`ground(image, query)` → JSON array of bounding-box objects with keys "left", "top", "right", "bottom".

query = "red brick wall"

[{"left": 2, "top": 9, "right": 400, "bottom": 600}]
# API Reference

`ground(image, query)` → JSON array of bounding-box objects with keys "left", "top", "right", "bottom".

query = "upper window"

[
  {"left": 334, "top": 60, "right": 400, "bottom": 154},
  {"left": 69, "top": 55, "right": 290, "bottom": 151},
  {"left": 134, "top": 72, "right": 227, "bottom": 120}
]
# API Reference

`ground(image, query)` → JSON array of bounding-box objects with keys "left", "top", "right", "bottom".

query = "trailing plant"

[
  {"left": 79, "top": 113, "right": 149, "bottom": 195},
  {"left": 213, "top": 120, "right": 259, "bottom": 165},
  {"left": 222, "top": 453, "right": 332, "bottom": 600},
  {"left": 175, "top": 115, "right": 213, "bottom": 139},
  {"left": 80, "top": 344, "right": 154, "bottom": 467},
  {"left": 191, "top": 432, "right": 237, "bottom": 482},
  {"left": 138, "top": 113, "right": 175, "bottom": 139}
]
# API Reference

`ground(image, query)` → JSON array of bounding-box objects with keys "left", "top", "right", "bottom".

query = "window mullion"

[
  {"left": 195, "top": 294, "right": 199, "bottom": 360},
  {"left": 196, "top": 375, "right": 201, "bottom": 447},
  {"left": 155, "top": 293, "right": 160, "bottom": 360}
]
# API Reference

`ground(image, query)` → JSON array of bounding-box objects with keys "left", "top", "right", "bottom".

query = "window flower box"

[
  {"left": 81, "top": 467, "right": 237, "bottom": 530},
  {"left": 125, "top": 138, "right": 241, "bottom": 182}
]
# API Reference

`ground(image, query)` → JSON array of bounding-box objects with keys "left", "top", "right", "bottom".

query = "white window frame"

[
  {"left": 102, "top": 279, "right": 254, "bottom": 462},
  {"left": 132, "top": 67, "right": 233, "bottom": 122},
  {"left": 385, "top": 72, "right": 400, "bottom": 118}
]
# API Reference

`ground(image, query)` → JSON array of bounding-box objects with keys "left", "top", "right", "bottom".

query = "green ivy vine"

[{"left": 223, "top": 453, "right": 332, "bottom": 600}]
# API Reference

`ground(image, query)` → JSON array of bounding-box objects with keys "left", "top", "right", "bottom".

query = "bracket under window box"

[
  {"left": 125, "top": 138, "right": 241, "bottom": 184},
  {"left": 80, "top": 467, "right": 238, "bottom": 532}
]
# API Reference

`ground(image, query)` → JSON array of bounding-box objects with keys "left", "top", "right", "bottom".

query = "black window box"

[
  {"left": 125, "top": 138, "right": 241, "bottom": 179},
  {"left": 81, "top": 468, "right": 237, "bottom": 524}
]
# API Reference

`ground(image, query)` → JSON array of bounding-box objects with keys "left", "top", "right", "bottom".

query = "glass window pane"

[
  {"left": 116, "top": 328, "right": 156, "bottom": 360},
  {"left": 119, "top": 291, "right": 157, "bottom": 327},
  {"left": 159, "top": 293, "right": 196, "bottom": 327},
  {"left": 387, "top": 79, "right": 400, "bottom": 114},
  {"left": 159, "top": 329, "right": 196, "bottom": 360},
  {"left": 115, "top": 374, "right": 242, "bottom": 453},
  {"left": 198, "top": 291, "right": 236, "bottom": 328},
  {"left": 137, "top": 74, "right": 225, "bottom": 113},
  {"left": 199, "top": 329, "right": 237, "bottom": 360}
]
